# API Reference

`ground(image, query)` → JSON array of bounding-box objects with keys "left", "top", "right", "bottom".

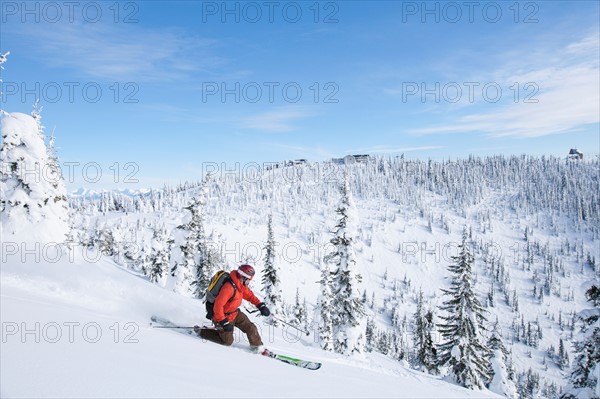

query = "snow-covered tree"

[
  {"left": 562, "top": 285, "right": 600, "bottom": 399},
  {"left": 148, "top": 227, "right": 173, "bottom": 287},
  {"left": 291, "top": 288, "right": 307, "bottom": 329},
  {"left": 316, "top": 262, "right": 334, "bottom": 352},
  {"left": 325, "top": 174, "right": 366, "bottom": 355},
  {"left": 517, "top": 368, "right": 541, "bottom": 399},
  {"left": 558, "top": 338, "right": 570, "bottom": 370},
  {"left": 1, "top": 104, "right": 70, "bottom": 243},
  {"left": 261, "top": 213, "right": 283, "bottom": 317},
  {"left": 198, "top": 237, "right": 221, "bottom": 291},
  {"left": 0, "top": 51, "right": 9, "bottom": 69},
  {"left": 174, "top": 176, "right": 216, "bottom": 298},
  {"left": 365, "top": 317, "right": 376, "bottom": 352},
  {"left": 174, "top": 235, "right": 196, "bottom": 296},
  {"left": 122, "top": 238, "right": 145, "bottom": 272},
  {"left": 413, "top": 290, "right": 438, "bottom": 374},
  {"left": 95, "top": 225, "right": 118, "bottom": 258},
  {"left": 174, "top": 197, "right": 202, "bottom": 297},
  {"left": 487, "top": 320, "right": 517, "bottom": 398},
  {"left": 45, "top": 129, "right": 68, "bottom": 205},
  {"left": 437, "top": 229, "right": 491, "bottom": 389},
  {"left": 192, "top": 177, "right": 215, "bottom": 296},
  {"left": 0, "top": 51, "right": 9, "bottom": 102}
]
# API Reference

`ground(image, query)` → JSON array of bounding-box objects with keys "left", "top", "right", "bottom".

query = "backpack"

[{"left": 205, "top": 271, "right": 237, "bottom": 320}]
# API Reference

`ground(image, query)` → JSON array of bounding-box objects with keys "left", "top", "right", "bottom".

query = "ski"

[
  {"left": 150, "top": 316, "right": 321, "bottom": 370},
  {"left": 259, "top": 349, "right": 322, "bottom": 370}
]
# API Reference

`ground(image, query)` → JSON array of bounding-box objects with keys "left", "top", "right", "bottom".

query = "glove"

[
  {"left": 218, "top": 319, "right": 234, "bottom": 332},
  {"left": 257, "top": 303, "right": 271, "bottom": 317}
]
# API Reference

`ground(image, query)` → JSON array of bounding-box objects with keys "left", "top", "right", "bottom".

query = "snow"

[
  {"left": 3, "top": 154, "right": 599, "bottom": 397},
  {"left": 0, "top": 251, "right": 499, "bottom": 398},
  {"left": 0, "top": 112, "right": 69, "bottom": 244},
  {"left": 489, "top": 349, "right": 517, "bottom": 398},
  {"left": 451, "top": 344, "right": 461, "bottom": 360},
  {"left": 577, "top": 308, "right": 600, "bottom": 320}
]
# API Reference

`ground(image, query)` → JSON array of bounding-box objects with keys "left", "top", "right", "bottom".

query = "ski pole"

[
  {"left": 271, "top": 315, "right": 310, "bottom": 336},
  {"left": 246, "top": 307, "right": 310, "bottom": 336},
  {"left": 150, "top": 325, "right": 196, "bottom": 329}
]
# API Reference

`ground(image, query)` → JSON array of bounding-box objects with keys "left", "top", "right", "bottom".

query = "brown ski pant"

[{"left": 199, "top": 311, "right": 263, "bottom": 347}]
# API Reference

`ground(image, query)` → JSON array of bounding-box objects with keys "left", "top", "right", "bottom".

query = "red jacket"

[{"left": 213, "top": 270, "right": 262, "bottom": 322}]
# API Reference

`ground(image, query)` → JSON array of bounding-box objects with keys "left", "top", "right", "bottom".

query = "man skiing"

[{"left": 195, "top": 264, "right": 271, "bottom": 352}]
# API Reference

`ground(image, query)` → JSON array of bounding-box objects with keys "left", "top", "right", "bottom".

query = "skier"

[{"left": 195, "top": 264, "right": 271, "bottom": 352}]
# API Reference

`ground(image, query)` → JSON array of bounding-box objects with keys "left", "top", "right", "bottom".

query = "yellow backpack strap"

[{"left": 208, "top": 271, "right": 225, "bottom": 291}]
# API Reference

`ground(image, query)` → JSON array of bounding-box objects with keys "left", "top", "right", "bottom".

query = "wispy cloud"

[
  {"left": 411, "top": 33, "right": 600, "bottom": 138},
  {"left": 12, "top": 22, "right": 222, "bottom": 82},
  {"left": 240, "top": 107, "right": 314, "bottom": 132}
]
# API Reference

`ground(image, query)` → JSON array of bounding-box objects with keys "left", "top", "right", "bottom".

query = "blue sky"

[{"left": 1, "top": 1, "right": 599, "bottom": 189}]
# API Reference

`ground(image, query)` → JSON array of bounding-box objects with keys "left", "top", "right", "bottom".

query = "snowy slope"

[
  {"left": 0, "top": 251, "right": 499, "bottom": 398},
  {"left": 4, "top": 157, "right": 598, "bottom": 398},
  {"left": 61, "top": 157, "right": 599, "bottom": 397}
]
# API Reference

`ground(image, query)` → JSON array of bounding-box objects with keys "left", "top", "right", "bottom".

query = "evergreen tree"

[
  {"left": 44, "top": 126, "right": 69, "bottom": 218},
  {"left": 437, "top": 229, "right": 491, "bottom": 389},
  {"left": 487, "top": 284, "right": 495, "bottom": 307},
  {"left": 199, "top": 239, "right": 221, "bottom": 288},
  {"left": 97, "top": 226, "right": 116, "bottom": 257},
  {"left": 316, "top": 262, "right": 334, "bottom": 351},
  {"left": 1, "top": 102, "right": 70, "bottom": 243},
  {"left": 562, "top": 285, "right": 600, "bottom": 399},
  {"left": 517, "top": 368, "right": 541, "bottom": 399},
  {"left": 148, "top": 227, "right": 173, "bottom": 287},
  {"left": 558, "top": 338, "right": 570, "bottom": 370},
  {"left": 174, "top": 196, "right": 203, "bottom": 297},
  {"left": 175, "top": 220, "right": 196, "bottom": 294},
  {"left": 325, "top": 174, "right": 366, "bottom": 355},
  {"left": 487, "top": 320, "right": 517, "bottom": 398},
  {"left": 365, "top": 317, "right": 376, "bottom": 352},
  {"left": 585, "top": 253, "right": 596, "bottom": 272},
  {"left": 174, "top": 176, "right": 216, "bottom": 298},
  {"left": 291, "top": 288, "right": 306, "bottom": 329},
  {"left": 123, "top": 239, "right": 144, "bottom": 273},
  {"left": 0, "top": 51, "right": 9, "bottom": 71},
  {"left": 413, "top": 289, "right": 438, "bottom": 373},
  {"left": 261, "top": 213, "right": 282, "bottom": 317},
  {"left": 194, "top": 176, "right": 218, "bottom": 297}
]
